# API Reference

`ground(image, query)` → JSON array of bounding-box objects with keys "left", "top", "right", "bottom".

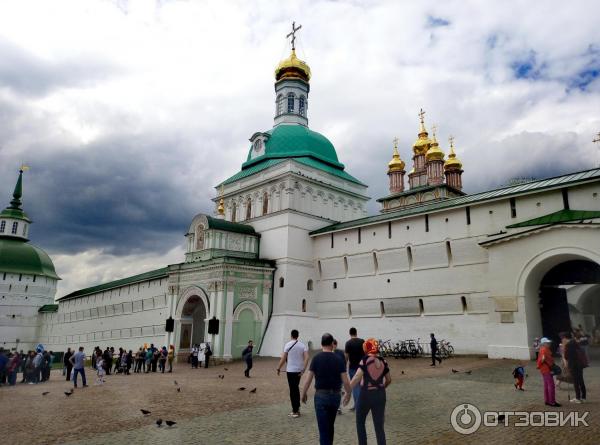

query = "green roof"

[
  {"left": 377, "top": 184, "right": 465, "bottom": 202},
  {"left": 38, "top": 304, "right": 58, "bottom": 313},
  {"left": 243, "top": 125, "right": 344, "bottom": 169},
  {"left": 310, "top": 167, "right": 600, "bottom": 235},
  {"left": 58, "top": 267, "right": 168, "bottom": 301},
  {"left": 0, "top": 238, "right": 60, "bottom": 279},
  {"left": 506, "top": 209, "right": 600, "bottom": 228},
  {"left": 220, "top": 157, "right": 365, "bottom": 186},
  {"left": 205, "top": 215, "right": 257, "bottom": 235},
  {"left": 0, "top": 207, "right": 31, "bottom": 222}
]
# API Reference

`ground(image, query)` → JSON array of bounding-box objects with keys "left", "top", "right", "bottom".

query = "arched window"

[
  {"left": 245, "top": 198, "right": 252, "bottom": 220},
  {"left": 231, "top": 202, "right": 237, "bottom": 222},
  {"left": 0, "top": 221, "right": 5, "bottom": 233},
  {"left": 302, "top": 299, "right": 307, "bottom": 312},
  {"left": 279, "top": 277, "right": 285, "bottom": 288},
  {"left": 262, "top": 192, "right": 269, "bottom": 215},
  {"left": 11, "top": 222, "right": 18, "bottom": 234},
  {"left": 307, "top": 279, "right": 313, "bottom": 291},
  {"left": 276, "top": 94, "right": 283, "bottom": 116},
  {"left": 299, "top": 96, "right": 306, "bottom": 116},
  {"left": 287, "top": 93, "right": 295, "bottom": 113},
  {"left": 195, "top": 224, "right": 205, "bottom": 250}
]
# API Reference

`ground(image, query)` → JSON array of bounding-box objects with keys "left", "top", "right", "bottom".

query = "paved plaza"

[{"left": 1, "top": 353, "right": 598, "bottom": 444}]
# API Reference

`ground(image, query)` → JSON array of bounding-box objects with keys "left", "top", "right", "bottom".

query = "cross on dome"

[{"left": 286, "top": 21, "right": 302, "bottom": 50}]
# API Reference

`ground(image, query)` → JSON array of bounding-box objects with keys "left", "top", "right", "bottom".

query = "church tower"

[
  {"left": 408, "top": 109, "right": 431, "bottom": 189},
  {"left": 444, "top": 137, "right": 464, "bottom": 190},
  {"left": 425, "top": 127, "right": 445, "bottom": 185},
  {"left": 387, "top": 138, "right": 406, "bottom": 193}
]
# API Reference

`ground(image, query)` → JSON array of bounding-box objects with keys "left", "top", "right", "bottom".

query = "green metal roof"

[
  {"left": 243, "top": 124, "right": 344, "bottom": 169},
  {"left": 220, "top": 157, "right": 365, "bottom": 187},
  {"left": 38, "top": 304, "right": 58, "bottom": 313},
  {"left": 205, "top": 215, "right": 257, "bottom": 235},
  {"left": 58, "top": 267, "right": 168, "bottom": 301},
  {"left": 506, "top": 209, "right": 600, "bottom": 228},
  {"left": 310, "top": 167, "right": 600, "bottom": 235},
  {"left": 0, "top": 207, "right": 31, "bottom": 222},
  {"left": 377, "top": 183, "right": 465, "bottom": 202},
  {"left": 0, "top": 238, "right": 60, "bottom": 279}
]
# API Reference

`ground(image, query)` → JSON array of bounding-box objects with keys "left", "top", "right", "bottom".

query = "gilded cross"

[
  {"left": 393, "top": 137, "right": 399, "bottom": 149},
  {"left": 418, "top": 108, "right": 426, "bottom": 123},
  {"left": 431, "top": 124, "right": 437, "bottom": 138},
  {"left": 287, "top": 21, "right": 302, "bottom": 50},
  {"left": 448, "top": 135, "right": 454, "bottom": 147}
]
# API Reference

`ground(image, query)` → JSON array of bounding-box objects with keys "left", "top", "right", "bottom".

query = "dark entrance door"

[{"left": 540, "top": 287, "right": 571, "bottom": 347}]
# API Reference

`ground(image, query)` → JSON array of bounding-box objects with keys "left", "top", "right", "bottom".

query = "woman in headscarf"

[
  {"left": 536, "top": 337, "right": 561, "bottom": 407},
  {"left": 343, "top": 338, "right": 391, "bottom": 445}
]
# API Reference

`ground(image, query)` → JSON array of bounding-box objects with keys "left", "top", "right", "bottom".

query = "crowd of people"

[{"left": 0, "top": 347, "right": 56, "bottom": 386}]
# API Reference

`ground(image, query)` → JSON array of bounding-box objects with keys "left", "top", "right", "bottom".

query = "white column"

[{"left": 223, "top": 286, "right": 234, "bottom": 359}]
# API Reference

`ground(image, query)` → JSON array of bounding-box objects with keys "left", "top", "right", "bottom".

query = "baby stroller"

[{"left": 115, "top": 354, "right": 128, "bottom": 374}]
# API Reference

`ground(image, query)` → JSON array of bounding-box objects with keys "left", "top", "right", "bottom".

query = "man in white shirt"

[{"left": 276, "top": 329, "right": 309, "bottom": 418}]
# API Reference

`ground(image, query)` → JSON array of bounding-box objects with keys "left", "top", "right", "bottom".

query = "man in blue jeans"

[
  {"left": 345, "top": 327, "right": 364, "bottom": 410},
  {"left": 69, "top": 346, "right": 87, "bottom": 388},
  {"left": 302, "top": 333, "right": 352, "bottom": 445}
]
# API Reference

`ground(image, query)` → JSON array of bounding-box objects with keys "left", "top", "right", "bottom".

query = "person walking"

[
  {"left": 191, "top": 344, "right": 199, "bottom": 369},
  {"left": 64, "top": 348, "right": 73, "bottom": 381},
  {"left": 536, "top": 337, "right": 560, "bottom": 407},
  {"left": 70, "top": 346, "right": 87, "bottom": 389},
  {"left": 242, "top": 340, "right": 254, "bottom": 378},
  {"left": 276, "top": 329, "right": 309, "bottom": 418},
  {"left": 563, "top": 332, "right": 587, "bottom": 403},
  {"left": 333, "top": 339, "right": 346, "bottom": 415},
  {"left": 430, "top": 333, "right": 442, "bottom": 367},
  {"left": 345, "top": 338, "right": 391, "bottom": 445},
  {"left": 7, "top": 350, "right": 21, "bottom": 386},
  {"left": 167, "top": 346, "right": 175, "bottom": 373},
  {"left": 159, "top": 347, "right": 167, "bottom": 373},
  {"left": 345, "top": 327, "right": 364, "bottom": 410},
  {"left": 301, "top": 333, "right": 352, "bottom": 445}
]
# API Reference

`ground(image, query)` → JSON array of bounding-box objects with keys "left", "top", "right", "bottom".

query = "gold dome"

[
  {"left": 413, "top": 110, "right": 431, "bottom": 155},
  {"left": 425, "top": 130, "right": 445, "bottom": 162},
  {"left": 444, "top": 139, "right": 463, "bottom": 170},
  {"left": 388, "top": 140, "right": 405, "bottom": 172},
  {"left": 275, "top": 50, "right": 311, "bottom": 82}
]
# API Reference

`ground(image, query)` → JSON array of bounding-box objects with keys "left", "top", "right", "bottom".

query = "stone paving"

[{"left": 63, "top": 356, "right": 599, "bottom": 445}]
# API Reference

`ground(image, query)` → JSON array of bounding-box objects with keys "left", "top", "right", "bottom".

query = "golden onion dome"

[
  {"left": 426, "top": 132, "right": 445, "bottom": 162},
  {"left": 275, "top": 50, "right": 311, "bottom": 82},
  {"left": 444, "top": 139, "right": 463, "bottom": 170},
  {"left": 388, "top": 142, "right": 405, "bottom": 172},
  {"left": 413, "top": 117, "right": 431, "bottom": 155}
]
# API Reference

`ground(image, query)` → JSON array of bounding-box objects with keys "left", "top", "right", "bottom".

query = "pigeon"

[
  {"left": 64, "top": 391, "right": 73, "bottom": 397},
  {"left": 451, "top": 369, "right": 459, "bottom": 374},
  {"left": 465, "top": 370, "right": 472, "bottom": 375},
  {"left": 238, "top": 387, "right": 246, "bottom": 391},
  {"left": 156, "top": 419, "right": 163, "bottom": 427},
  {"left": 218, "top": 375, "right": 224, "bottom": 379},
  {"left": 165, "top": 420, "right": 177, "bottom": 427},
  {"left": 250, "top": 388, "right": 257, "bottom": 393},
  {"left": 141, "top": 409, "right": 151, "bottom": 415},
  {"left": 498, "top": 414, "right": 506, "bottom": 422},
  {"left": 173, "top": 380, "right": 178, "bottom": 386},
  {"left": 42, "top": 391, "right": 50, "bottom": 396},
  {"left": 224, "top": 368, "right": 228, "bottom": 371},
  {"left": 401, "top": 371, "right": 404, "bottom": 375},
  {"left": 177, "top": 387, "right": 181, "bottom": 392}
]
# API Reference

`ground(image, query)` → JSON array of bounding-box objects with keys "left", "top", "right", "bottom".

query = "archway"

[
  {"left": 232, "top": 301, "right": 262, "bottom": 358},
  {"left": 179, "top": 294, "right": 208, "bottom": 351}
]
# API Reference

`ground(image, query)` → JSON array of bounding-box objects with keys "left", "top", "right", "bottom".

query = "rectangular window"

[
  {"left": 425, "top": 215, "right": 429, "bottom": 232},
  {"left": 509, "top": 198, "right": 517, "bottom": 218},
  {"left": 562, "top": 188, "right": 570, "bottom": 210},
  {"left": 0, "top": 221, "right": 5, "bottom": 233},
  {"left": 358, "top": 227, "right": 361, "bottom": 244},
  {"left": 388, "top": 221, "right": 392, "bottom": 239},
  {"left": 465, "top": 206, "right": 471, "bottom": 225},
  {"left": 331, "top": 233, "right": 334, "bottom": 249},
  {"left": 11, "top": 222, "right": 18, "bottom": 234}
]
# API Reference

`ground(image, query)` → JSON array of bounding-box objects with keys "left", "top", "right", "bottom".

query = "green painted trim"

[
  {"left": 57, "top": 267, "right": 169, "bottom": 301},
  {"left": 205, "top": 216, "right": 257, "bottom": 235},
  {"left": 310, "top": 167, "right": 600, "bottom": 235},
  {"left": 38, "top": 304, "right": 59, "bottom": 313},
  {"left": 506, "top": 209, "right": 600, "bottom": 228},
  {"left": 377, "top": 184, "right": 465, "bottom": 202},
  {"left": 0, "top": 208, "right": 31, "bottom": 222},
  {"left": 0, "top": 238, "right": 59, "bottom": 279}
]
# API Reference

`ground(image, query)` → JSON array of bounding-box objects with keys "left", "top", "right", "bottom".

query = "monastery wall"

[{"left": 38, "top": 277, "right": 169, "bottom": 352}]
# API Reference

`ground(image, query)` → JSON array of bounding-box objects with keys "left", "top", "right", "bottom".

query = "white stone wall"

[
  {"left": 0, "top": 272, "right": 57, "bottom": 350},
  {"left": 38, "top": 277, "right": 169, "bottom": 353}
]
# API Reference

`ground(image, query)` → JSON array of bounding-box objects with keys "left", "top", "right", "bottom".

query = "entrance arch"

[
  {"left": 519, "top": 248, "right": 600, "bottom": 348},
  {"left": 176, "top": 287, "right": 210, "bottom": 352},
  {"left": 232, "top": 301, "right": 262, "bottom": 358}
]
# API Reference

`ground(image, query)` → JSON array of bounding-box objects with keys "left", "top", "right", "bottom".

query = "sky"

[{"left": 0, "top": 0, "right": 599, "bottom": 297}]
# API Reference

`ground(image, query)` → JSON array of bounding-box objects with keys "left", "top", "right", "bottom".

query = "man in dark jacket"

[
  {"left": 64, "top": 348, "right": 73, "bottom": 381},
  {"left": 242, "top": 341, "right": 254, "bottom": 377},
  {"left": 430, "top": 333, "right": 442, "bottom": 367},
  {"left": 563, "top": 332, "right": 586, "bottom": 403}
]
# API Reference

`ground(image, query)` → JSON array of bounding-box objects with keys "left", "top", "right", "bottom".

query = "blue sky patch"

[{"left": 427, "top": 15, "right": 450, "bottom": 27}]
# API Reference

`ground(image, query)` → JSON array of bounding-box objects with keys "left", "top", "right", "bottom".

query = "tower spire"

[{"left": 9, "top": 165, "right": 28, "bottom": 210}]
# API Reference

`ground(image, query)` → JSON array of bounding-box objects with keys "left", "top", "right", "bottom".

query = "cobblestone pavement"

[{"left": 64, "top": 356, "right": 599, "bottom": 445}]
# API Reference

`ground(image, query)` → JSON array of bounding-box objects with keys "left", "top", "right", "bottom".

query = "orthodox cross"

[
  {"left": 418, "top": 108, "right": 426, "bottom": 123},
  {"left": 448, "top": 135, "right": 454, "bottom": 148},
  {"left": 431, "top": 124, "right": 437, "bottom": 139},
  {"left": 287, "top": 21, "right": 302, "bottom": 50},
  {"left": 393, "top": 137, "right": 399, "bottom": 150}
]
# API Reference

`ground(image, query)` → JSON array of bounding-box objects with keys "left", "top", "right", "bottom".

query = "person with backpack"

[
  {"left": 563, "top": 331, "right": 587, "bottom": 403},
  {"left": 344, "top": 338, "right": 391, "bottom": 445},
  {"left": 276, "top": 329, "right": 309, "bottom": 418}
]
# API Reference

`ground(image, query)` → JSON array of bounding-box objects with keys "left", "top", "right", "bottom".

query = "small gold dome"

[
  {"left": 426, "top": 133, "right": 445, "bottom": 162},
  {"left": 275, "top": 50, "right": 311, "bottom": 82},
  {"left": 413, "top": 114, "right": 431, "bottom": 155},
  {"left": 388, "top": 142, "right": 405, "bottom": 172},
  {"left": 444, "top": 138, "right": 463, "bottom": 170}
]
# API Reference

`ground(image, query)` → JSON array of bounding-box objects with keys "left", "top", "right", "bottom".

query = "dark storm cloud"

[{"left": 0, "top": 38, "right": 118, "bottom": 97}]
